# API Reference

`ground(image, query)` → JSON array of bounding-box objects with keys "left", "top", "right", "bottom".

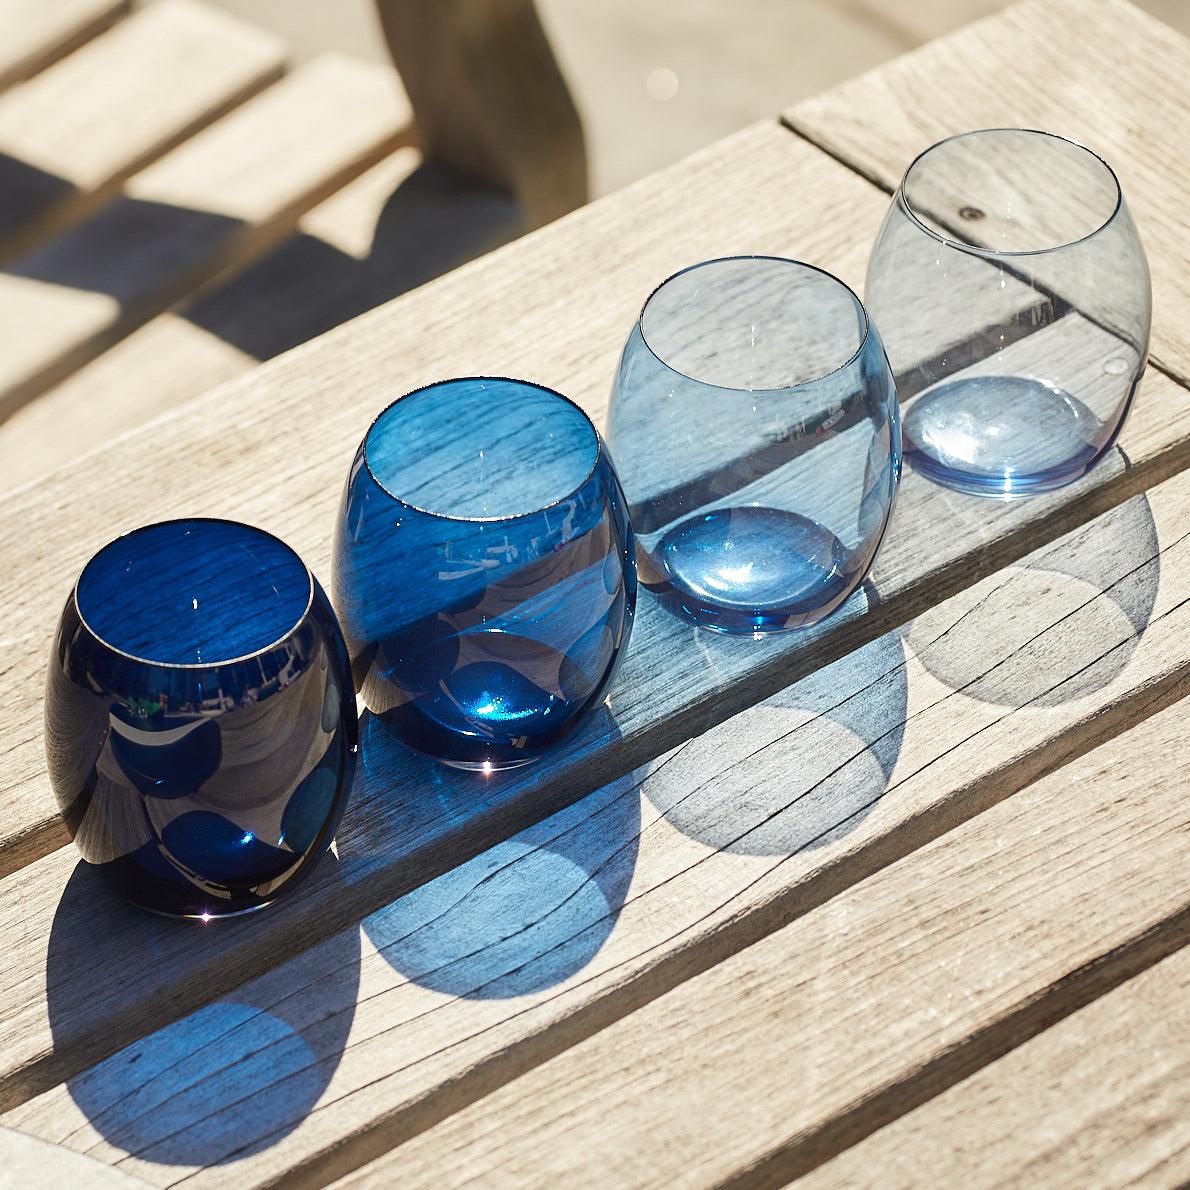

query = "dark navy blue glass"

[
  {"left": 333, "top": 377, "right": 636, "bottom": 770},
  {"left": 608, "top": 256, "right": 901, "bottom": 634},
  {"left": 866, "top": 128, "right": 1151, "bottom": 497},
  {"left": 45, "top": 519, "right": 358, "bottom": 918}
]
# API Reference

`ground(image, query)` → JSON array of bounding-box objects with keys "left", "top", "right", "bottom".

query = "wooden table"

[{"left": 1, "top": 0, "right": 1189, "bottom": 1185}]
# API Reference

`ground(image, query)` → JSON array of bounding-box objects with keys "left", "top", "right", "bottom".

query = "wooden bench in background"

[{"left": 0, "top": 0, "right": 586, "bottom": 496}]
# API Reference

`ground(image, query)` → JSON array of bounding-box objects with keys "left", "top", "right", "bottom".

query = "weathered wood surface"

[
  {"left": 0, "top": 119, "right": 1175, "bottom": 877},
  {"left": 339, "top": 691, "right": 1190, "bottom": 1189},
  {"left": 0, "top": 0, "right": 285, "bottom": 262},
  {"left": 800, "top": 947, "right": 1190, "bottom": 1189},
  {"left": 0, "top": 0, "right": 127, "bottom": 92},
  {"left": 6, "top": 468, "right": 1190, "bottom": 1184},
  {"left": 0, "top": 54, "right": 413, "bottom": 419},
  {"left": 0, "top": 315, "right": 253, "bottom": 498},
  {"left": 0, "top": 143, "right": 517, "bottom": 497},
  {"left": 0, "top": 122, "right": 883, "bottom": 875},
  {"left": 784, "top": 0, "right": 1190, "bottom": 385},
  {"left": 1, "top": 125, "right": 1189, "bottom": 1113}
]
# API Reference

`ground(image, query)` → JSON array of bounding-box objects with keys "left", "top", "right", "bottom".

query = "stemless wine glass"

[
  {"left": 866, "top": 128, "right": 1151, "bottom": 497},
  {"left": 45, "top": 519, "right": 358, "bottom": 918},
  {"left": 607, "top": 255, "right": 901, "bottom": 634},
  {"left": 333, "top": 377, "right": 636, "bottom": 770}
]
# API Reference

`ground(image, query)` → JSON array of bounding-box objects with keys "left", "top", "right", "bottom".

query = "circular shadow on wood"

[
  {"left": 643, "top": 625, "right": 909, "bottom": 856},
  {"left": 903, "top": 493, "right": 1160, "bottom": 708},
  {"left": 48, "top": 854, "right": 360, "bottom": 1167}
]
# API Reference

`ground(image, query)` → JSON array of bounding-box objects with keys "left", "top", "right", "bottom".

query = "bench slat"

[
  {"left": 0, "top": 144, "right": 525, "bottom": 497},
  {"left": 784, "top": 0, "right": 1190, "bottom": 386},
  {"left": 0, "top": 0, "right": 127, "bottom": 91},
  {"left": 6, "top": 463, "right": 1190, "bottom": 1184},
  {"left": 0, "top": 0, "right": 285, "bottom": 260},
  {"left": 799, "top": 947, "right": 1190, "bottom": 1189},
  {"left": 0, "top": 126, "right": 1189, "bottom": 1106},
  {"left": 0, "top": 53, "right": 413, "bottom": 418},
  {"left": 333, "top": 689, "right": 1190, "bottom": 1188}
]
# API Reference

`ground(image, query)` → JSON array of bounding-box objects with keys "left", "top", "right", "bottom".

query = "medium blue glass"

[
  {"left": 608, "top": 256, "right": 901, "bottom": 634},
  {"left": 866, "top": 128, "right": 1151, "bottom": 497},
  {"left": 333, "top": 377, "right": 636, "bottom": 770},
  {"left": 45, "top": 519, "right": 359, "bottom": 918}
]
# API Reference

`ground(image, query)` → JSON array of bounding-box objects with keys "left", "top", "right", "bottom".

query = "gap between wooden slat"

[
  {"left": 7, "top": 461, "right": 1190, "bottom": 1186},
  {"left": 793, "top": 945, "right": 1190, "bottom": 1189}
]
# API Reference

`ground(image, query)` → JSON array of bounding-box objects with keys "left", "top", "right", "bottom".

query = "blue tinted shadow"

[
  {"left": 49, "top": 856, "right": 360, "bottom": 1166},
  {"left": 352, "top": 711, "right": 641, "bottom": 999}
]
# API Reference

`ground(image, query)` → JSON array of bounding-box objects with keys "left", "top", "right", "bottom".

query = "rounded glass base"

[
  {"left": 642, "top": 506, "right": 859, "bottom": 635},
  {"left": 903, "top": 374, "right": 1112, "bottom": 498}
]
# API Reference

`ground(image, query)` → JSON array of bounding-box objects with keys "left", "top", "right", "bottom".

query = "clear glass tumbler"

[
  {"left": 333, "top": 378, "right": 636, "bottom": 770},
  {"left": 866, "top": 128, "right": 1151, "bottom": 497},
  {"left": 607, "top": 255, "right": 901, "bottom": 634}
]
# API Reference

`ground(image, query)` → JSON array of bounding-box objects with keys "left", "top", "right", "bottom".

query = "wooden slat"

[
  {"left": 0, "top": 53, "right": 413, "bottom": 418},
  {"left": 0, "top": 0, "right": 286, "bottom": 260},
  {"left": 784, "top": 0, "right": 1190, "bottom": 385},
  {"left": 332, "top": 693, "right": 1190, "bottom": 1189},
  {"left": 799, "top": 947, "right": 1190, "bottom": 1189},
  {"left": 0, "top": 123, "right": 1189, "bottom": 1086},
  {"left": 0, "top": 0, "right": 127, "bottom": 92},
  {"left": 6, "top": 459, "right": 1190, "bottom": 1185}
]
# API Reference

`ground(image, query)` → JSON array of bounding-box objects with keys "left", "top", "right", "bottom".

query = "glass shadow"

[
  {"left": 358, "top": 713, "right": 642, "bottom": 999},
  {"left": 903, "top": 491, "right": 1160, "bottom": 708},
  {"left": 643, "top": 583, "right": 909, "bottom": 854},
  {"left": 47, "top": 854, "right": 360, "bottom": 1167}
]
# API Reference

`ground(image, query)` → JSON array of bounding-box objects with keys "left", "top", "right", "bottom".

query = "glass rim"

[
  {"left": 72, "top": 516, "right": 315, "bottom": 671},
  {"left": 361, "top": 376, "right": 604, "bottom": 524},
  {"left": 898, "top": 127, "right": 1124, "bottom": 259},
  {"left": 635, "top": 255, "right": 872, "bottom": 393}
]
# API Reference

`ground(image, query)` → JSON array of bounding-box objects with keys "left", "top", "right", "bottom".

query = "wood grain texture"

[
  {"left": 0, "top": 315, "right": 252, "bottom": 498},
  {"left": 7, "top": 465, "right": 1190, "bottom": 1185},
  {"left": 0, "top": 128, "right": 1189, "bottom": 1093},
  {"left": 0, "top": 0, "right": 128, "bottom": 92},
  {"left": 337, "top": 692, "right": 1190, "bottom": 1189},
  {"left": 0, "top": 0, "right": 286, "bottom": 260},
  {"left": 784, "top": 0, "right": 1190, "bottom": 384},
  {"left": 0, "top": 53, "right": 413, "bottom": 418},
  {"left": 799, "top": 946, "right": 1190, "bottom": 1189}
]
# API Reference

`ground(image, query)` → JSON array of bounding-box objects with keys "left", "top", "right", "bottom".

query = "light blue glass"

[
  {"left": 333, "top": 378, "right": 636, "bottom": 770},
  {"left": 45, "top": 518, "right": 358, "bottom": 917},
  {"left": 608, "top": 255, "right": 901, "bottom": 634},
  {"left": 866, "top": 128, "right": 1151, "bottom": 497}
]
